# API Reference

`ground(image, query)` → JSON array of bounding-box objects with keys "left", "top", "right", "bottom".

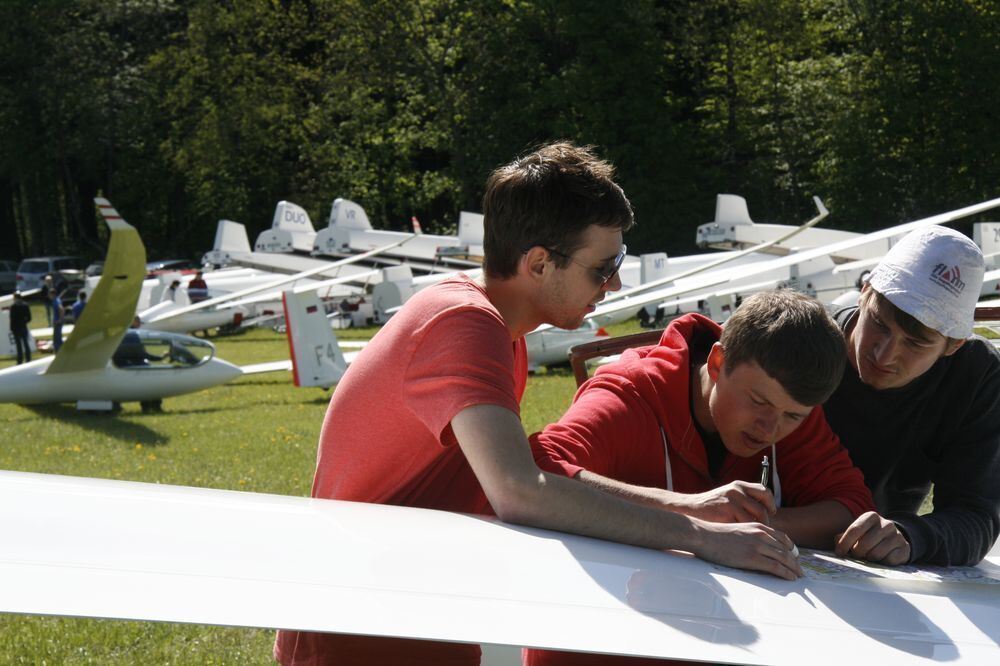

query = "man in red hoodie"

[{"left": 526, "top": 289, "right": 876, "bottom": 666}]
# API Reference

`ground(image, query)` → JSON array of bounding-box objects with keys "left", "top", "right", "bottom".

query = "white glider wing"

[
  {"left": 0, "top": 470, "right": 998, "bottom": 664},
  {"left": 566, "top": 195, "right": 1000, "bottom": 330},
  {"left": 46, "top": 199, "right": 146, "bottom": 375},
  {"left": 148, "top": 236, "right": 416, "bottom": 326},
  {"left": 599, "top": 196, "right": 829, "bottom": 309}
]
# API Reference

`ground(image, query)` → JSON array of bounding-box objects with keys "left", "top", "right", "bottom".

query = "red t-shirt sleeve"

[
  {"left": 404, "top": 307, "right": 522, "bottom": 444},
  {"left": 777, "top": 408, "right": 876, "bottom": 518},
  {"left": 530, "top": 374, "right": 661, "bottom": 483}
]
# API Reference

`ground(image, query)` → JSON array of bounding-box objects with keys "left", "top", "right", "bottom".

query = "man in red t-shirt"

[
  {"left": 275, "top": 143, "right": 803, "bottom": 666},
  {"left": 524, "top": 289, "right": 875, "bottom": 666}
]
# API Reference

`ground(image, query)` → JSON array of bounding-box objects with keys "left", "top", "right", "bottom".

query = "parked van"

[{"left": 16, "top": 256, "right": 86, "bottom": 294}]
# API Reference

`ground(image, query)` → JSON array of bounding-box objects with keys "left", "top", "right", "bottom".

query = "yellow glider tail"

[{"left": 46, "top": 199, "right": 147, "bottom": 375}]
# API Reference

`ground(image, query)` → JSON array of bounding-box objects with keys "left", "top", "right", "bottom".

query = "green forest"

[{"left": 3, "top": 0, "right": 1000, "bottom": 262}]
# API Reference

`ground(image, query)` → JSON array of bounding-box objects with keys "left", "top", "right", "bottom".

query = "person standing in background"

[
  {"left": 9, "top": 291, "right": 32, "bottom": 364},
  {"left": 71, "top": 291, "right": 87, "bottom": 322},
  {"left": 41, "top": 275, "right": 54, "bottom": 325},
  {"left": 51, "top": 289, "right": 64, "bottom": 352}
]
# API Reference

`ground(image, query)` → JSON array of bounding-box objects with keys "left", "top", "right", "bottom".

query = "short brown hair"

[
  {"left": 481, "top": 142, "right": 635, "bottom": 278},
  {"left": 860, "top": 287, "right": 963, "bottom": 347},
  {"left": 720, "top": 290, "right": 846, "bottom": 406}
]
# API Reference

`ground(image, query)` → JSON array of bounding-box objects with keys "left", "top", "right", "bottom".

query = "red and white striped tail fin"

[
  {"left": 94, "top": 197, "right": 129, "bottom": 230},
  {"left": 281, "top": 289, "right": 348, "bottom": 388}
]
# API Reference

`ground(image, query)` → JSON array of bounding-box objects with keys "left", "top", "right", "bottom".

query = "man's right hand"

[
  {"left": 691, "top": 519, "right": 803, "bottom": 581},
  {"left": 834, "top": 511, "right": 911, "bottom": 565},
  {"left": 676, "top": 481, "right": 776, "bottom": 525}
]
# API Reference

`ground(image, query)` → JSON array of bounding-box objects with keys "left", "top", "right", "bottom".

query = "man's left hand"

[{"left": 834, "top": 511, "right": 910, "bottom": 565}]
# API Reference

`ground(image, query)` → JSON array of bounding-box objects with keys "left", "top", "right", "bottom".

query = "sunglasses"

[{"left": 538, "top": 244, "right": 627, "bottom": 287}]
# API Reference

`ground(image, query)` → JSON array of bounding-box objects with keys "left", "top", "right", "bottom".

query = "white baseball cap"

[{"left": 867, "top": 226, "right": 984, "bottom": 339}]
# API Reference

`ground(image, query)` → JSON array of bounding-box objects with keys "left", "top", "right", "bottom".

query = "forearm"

[
  {"left": 908, "top": 427, "right": 1000, "bottom": 565},
  {"left": 891, "top": 505, "right": 1000, "bottom": 566},
  {"left": 498, "top": 465, "right": 801, "bottom": 580},
  {"left": 455, "top": 405, "right": 703, "bottom": 553},
  {"left": 575, "top": 470, "right": 689, "bottom": 513},
  {"left": 772, "top": 501, "right": 854, "bottom": 549},
  {"left": 576, "top": 469, "right": 778, "bottom": 525},
  {"left": 496, "top": 466, "right": 704, "bottom": 553}
]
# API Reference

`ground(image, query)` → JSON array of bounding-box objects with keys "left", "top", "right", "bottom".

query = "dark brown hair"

[
  {"left": 860, "top": 287, "right": 963, "bottom": 347},
  {"left": 481, "top": 142, "right": 634, "bottom": 278},
  {"left": 720, "top": 289, "right": 846, "bottom": 406}
]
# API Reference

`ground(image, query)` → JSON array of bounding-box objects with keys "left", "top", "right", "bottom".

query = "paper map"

[{"left": 796, "top": 548, "right": 1000, "bottom": 585}]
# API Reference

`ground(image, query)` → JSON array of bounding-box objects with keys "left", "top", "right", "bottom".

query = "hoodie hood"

[{"left": 592, "top": 313, "right": 722, "bottom": 480}]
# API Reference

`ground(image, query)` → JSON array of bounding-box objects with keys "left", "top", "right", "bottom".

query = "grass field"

[{"left": 0, "top": 313, "right": 642, "bottom": 664}]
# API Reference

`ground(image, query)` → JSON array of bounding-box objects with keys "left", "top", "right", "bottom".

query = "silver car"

[{"left": 16, "top": 256, "right": 86, "bottom": 294}]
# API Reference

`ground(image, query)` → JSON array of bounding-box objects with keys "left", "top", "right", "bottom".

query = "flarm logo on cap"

[{"left": 929, "top": 263, "right": 965, "bottom": 296}]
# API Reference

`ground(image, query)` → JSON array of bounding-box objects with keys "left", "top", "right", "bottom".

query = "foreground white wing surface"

[{"left": 0, "top": 471, "right": 997, "bottom": 664}]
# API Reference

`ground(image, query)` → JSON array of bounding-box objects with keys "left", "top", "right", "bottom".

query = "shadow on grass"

[
  {"left": 24, "top": 405, "right": 170, "bottom": 446},
  {"left": 210, "top": 382, "right": 332, "bottom": 404},
  {"left": 302, "top": 394, "right": 334, "bottom": 405},
  {"left": 161, "top": 393, "right": 330, "bottom": 414},
  {"left": 157, "top": 405, "right": 285, "bottom": 416},
  {"left": 229, "top": 378, "right": 296, "bottom": 387}
]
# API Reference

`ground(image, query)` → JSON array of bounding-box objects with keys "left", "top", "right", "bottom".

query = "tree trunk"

[{"left": 0, "top": 177, "right": 21, "bottom": 258}]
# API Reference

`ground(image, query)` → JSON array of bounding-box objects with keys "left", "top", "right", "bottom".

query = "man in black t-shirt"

[
  {"left": 9, "top": 291, "right": 32, "bottom": 364},
  {"left": 827, "top": 226, "right": 1000, "bottom": 566}
]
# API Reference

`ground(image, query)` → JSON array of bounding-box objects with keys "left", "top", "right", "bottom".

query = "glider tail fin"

[
  {"left": 256, "top": 201, "right": 316, "bottom": 253},
  {"left": 714, "top": 194, "right": 755, "bottom": 226},
  {"left": 282, "top": 289, "right": 348, "bottom": 388},
  {"left": 327, "top": 198, "right": 372, "bottom": 230},
  {"left": 203, "top": 220, "right": 251, "bottom": 266},
  {"left": 271, "top": 201, "right": 316, "bottom": 234}
]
